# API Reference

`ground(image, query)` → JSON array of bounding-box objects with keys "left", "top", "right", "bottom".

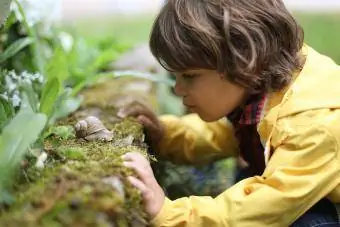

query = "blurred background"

[{"left": 60, "top": 0, "right": 340, "bottom": 64}]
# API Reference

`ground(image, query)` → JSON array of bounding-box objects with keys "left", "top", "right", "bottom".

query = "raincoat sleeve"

[
  {"left": 156, "top": 114, "right": 239, "bottom": 165},
  {"left": 151, "top": 112, "right": 340, "bottom": 226}
]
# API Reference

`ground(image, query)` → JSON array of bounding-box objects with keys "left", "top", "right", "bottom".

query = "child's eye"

[{"left": 182, "top": 73, "right": 199, "bottom": 80}]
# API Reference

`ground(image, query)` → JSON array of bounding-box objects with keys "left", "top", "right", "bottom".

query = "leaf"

[
  {"left": 0, "top": 37, "right": 33, "bottom": 63},
  {"left": 2, "top": 99, "right": 14, "bottom": 119},
  {"left": 44, "top": 47, "right": 69, "bottom": 88},
  {"left": 0, "top": 95, "right": 47, "bottom": 193},
  {"left": 67, "top": 37, "right": 96, "bottom": 70},
  {"left": 54, "top": 96, "right": 82, "bottom": 119},
  {"left": 39, "top": 77, "right": 60, "bottom": 117},
  {"left": 87, "top": 49, "right": 120, "bottom": 72},
  {"left": 47, "top": 89, "right": 82, "bottom": 125},
  {"left": 51, "top": 93, "right": 82, "bottom": 121},
  {"left": 2, "top": 11, "right": 16, "bottom": 31},
  {"left": 70, "top": 73, "right": 96, "bottom": 96},
  {"left": 0, "top": 101, "right": 8, "bottom": 131},
  {"left": 0, "top": 98, "right": 15, "bottom": 132},
  {"left": 0, "top": 189, "right": 15, "bottom": 205},
  {"left": 20, "top": 84, "right": 40, "bottom": 113},
  {"left": 13, "top": 0, "right": 44, "bottom": 73}
]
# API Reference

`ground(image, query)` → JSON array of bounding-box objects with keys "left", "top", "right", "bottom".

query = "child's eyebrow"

[{"left": 182, "top": 72, "right": 199, "bottom": 77}]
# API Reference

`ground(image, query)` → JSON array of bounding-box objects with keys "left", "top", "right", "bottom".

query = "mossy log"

[{"left": 0, "top": 77, "right": 156, "bottom": 227}]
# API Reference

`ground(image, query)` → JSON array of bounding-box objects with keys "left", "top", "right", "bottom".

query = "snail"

[{"left": 74, "top": 116, "right": 113, "bottom": 142}]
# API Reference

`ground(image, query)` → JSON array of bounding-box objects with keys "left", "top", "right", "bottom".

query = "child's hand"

[
  {"left": 122, "top": 152, "right": 165, "bottom": 219},
  {"left": 117, "top": 101, "right": 165, "bottom": 149}
]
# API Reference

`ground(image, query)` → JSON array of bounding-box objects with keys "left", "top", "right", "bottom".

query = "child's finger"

[
  {"left": 123, "top": 160, "right": 153, "bottom": 185},
  {"left": 137, "top": 115, "right": 159, "bottom": 133},
  {"left": 117, "top": 106, "right": 138, "bottom": 118},
  {"left": 121, "top": 152, "right": 133, "bottom": 161},
  {"left": 118, "top": 102, "right": 157, "bottom": 123},
  {"left": 127, "top": 176, "right": 149, "bottom": 196},
  {"left": 121, "top": 151, "right": 145, "bottom": 162}
]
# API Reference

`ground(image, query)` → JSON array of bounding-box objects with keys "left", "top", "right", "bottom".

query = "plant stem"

[{"left": 14, "top": 0, "right": 44, "bottom": 74}]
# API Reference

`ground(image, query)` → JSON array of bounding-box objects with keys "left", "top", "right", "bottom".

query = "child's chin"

[{"left": 197, "top": 112, "right": 221, "bottom": 122}]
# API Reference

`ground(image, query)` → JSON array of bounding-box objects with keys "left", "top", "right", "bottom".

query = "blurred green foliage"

[
  {"left": 294, "top": 13, "right": 340, "bottom": 64},
  {"left": 64, "top": 15, "right": 156, "bottom": 48}
]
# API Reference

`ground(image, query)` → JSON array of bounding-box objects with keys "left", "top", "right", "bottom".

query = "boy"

[{"left": 120, "top": 0, "right": 340, "bottom": 226}]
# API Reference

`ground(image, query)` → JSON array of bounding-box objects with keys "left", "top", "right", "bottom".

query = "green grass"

[{"left": 294, "top": 12, "right": 340, "bottom": 63}]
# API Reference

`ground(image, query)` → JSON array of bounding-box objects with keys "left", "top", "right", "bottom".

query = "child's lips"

[
  {"left": 184, "top": 103, "right": 196, "bottom": 111},
  {"left": 183, "top": 102, "right": 195, "bottom": 108}
]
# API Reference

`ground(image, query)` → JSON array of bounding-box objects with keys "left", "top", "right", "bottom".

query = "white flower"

[
  {"left": 20, "top": 71, "right": 33, "bottom": 85},
  {"left": 5, "top": 74, "right": 16, "bottom": 92},
  {"left": 1, "top": 70, "right": 44, "bottom": 108},
  {"left": 11, "top": 90, "right": 21, "bottom": 107},
  {"left": 17, "top": 71, "right": 44, "bottom": 85},
  {"left": 7, "top": 70, "right": 18, "bottom": 80},
  {"left": 10, "top": 0, "right": 62, "bottom": 28},
  {"left": 7, "top": 82, "right": 16, "bottom": 92},
  {"left": 31, "top": 72, "right": 44, "bottom": 83},
  {"left": 58, "top": 32, "right": 74, "bottom": 53}
]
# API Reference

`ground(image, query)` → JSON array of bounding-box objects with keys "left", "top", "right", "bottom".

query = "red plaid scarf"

[{"left": 228, "top": 94, "right": 267, "bottom": 175}]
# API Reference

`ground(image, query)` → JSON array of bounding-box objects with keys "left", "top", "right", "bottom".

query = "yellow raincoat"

[{"left": 151, "top": 46, "right": 340, "bottom": 226}]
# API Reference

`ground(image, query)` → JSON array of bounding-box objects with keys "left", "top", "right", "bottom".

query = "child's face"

[{"left": 174, "top": 69, "right": 247, "bottom": 122}]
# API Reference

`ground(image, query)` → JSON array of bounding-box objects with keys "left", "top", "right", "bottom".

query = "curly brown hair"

[{"left": 149, "top": 0, "right": 305, "bottom": 93}]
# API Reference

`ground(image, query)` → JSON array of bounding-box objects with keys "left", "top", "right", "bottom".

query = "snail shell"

[{"left": 74, "top": 116, "right": 113, "bottom": 141}]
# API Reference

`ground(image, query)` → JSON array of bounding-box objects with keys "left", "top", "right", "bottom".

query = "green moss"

[
  {"left": 57, "top": 147, "right": 86, "bottom": 161},
  {"left": 44, "top": 126, "right": 76, "bottom": 140},
  {"left": 0, "top": 78, "right": 158, "bottom": 226},
  {"left": 0, "top": 126, "right": 149, "bottom": 226}
]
